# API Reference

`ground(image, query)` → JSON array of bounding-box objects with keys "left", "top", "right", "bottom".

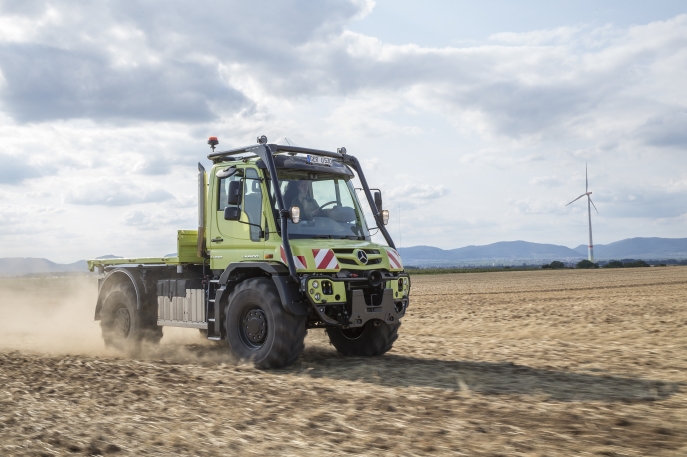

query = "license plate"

[{"left": 306, "top": 155, "right": 332, "bottom": 166}]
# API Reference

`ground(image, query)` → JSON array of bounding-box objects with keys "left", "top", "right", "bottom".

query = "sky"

[{"left": 0, "top": 0, "right": 686, "bottom": 263}]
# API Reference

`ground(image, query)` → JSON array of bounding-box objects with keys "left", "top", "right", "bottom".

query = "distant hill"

[
  {"left": 399, "top": 241, "right": 584, "bottom": 266},
  {"left": 0, "top": 258, "right": 89, "bottom": 276},
  {"left": 574, "top": 237, "right": 687, "bottom": 260},
  {"left": 3, "top": 238, "right": 686, "bottom": 274}
]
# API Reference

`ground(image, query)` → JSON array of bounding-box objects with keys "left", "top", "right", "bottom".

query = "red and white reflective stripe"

[
  {"left": 312, "top": 249, "right": 340, "bottom": 270},
  {"left": 280, "top": 245, "right": 307, "bottom": 269},
  {"left": 387, "top": 248, "right": 403, "bottom": 269}
]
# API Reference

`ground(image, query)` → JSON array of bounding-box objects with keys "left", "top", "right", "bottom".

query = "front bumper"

[
  {"left": 303, "top": 273, "right": 410, "bottom": 328},
  {"left": 347, "top": 288, "right": 407, "bottom": 327}
]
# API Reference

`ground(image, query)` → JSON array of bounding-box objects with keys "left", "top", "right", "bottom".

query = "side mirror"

[
  {"left": 373, "top": 191, "right": 383, "bottom": 212},
  {"left": 227, "top": 180, "right": 242, "bottom": 206},
  {"left": 224, "top": 207, "right": 241, "bottom": 221}
]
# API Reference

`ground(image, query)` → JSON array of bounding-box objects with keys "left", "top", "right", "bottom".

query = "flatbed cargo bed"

[{"left": 87, "top": 230, "right": 203, "bottom": 271}]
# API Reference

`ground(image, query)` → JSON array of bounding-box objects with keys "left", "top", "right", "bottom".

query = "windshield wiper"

[{"left": 308, "top": 235, "right": 364, "bottom": 240}]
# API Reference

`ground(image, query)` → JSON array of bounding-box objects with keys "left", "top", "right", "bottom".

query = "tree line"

[{"left": 542, "top": 259, "right": 660, "bottom": 269}]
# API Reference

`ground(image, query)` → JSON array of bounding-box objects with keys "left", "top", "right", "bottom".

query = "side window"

[
  {"left": 243, "top": 168, "right": 263, "bottom": 242},
  {"left": 217, "top": 170, "right": 243, "bottom": 211}
]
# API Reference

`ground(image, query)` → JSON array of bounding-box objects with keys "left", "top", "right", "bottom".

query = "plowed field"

[{"left": 1, "top": 267, "right": 686, "bottom": 456}]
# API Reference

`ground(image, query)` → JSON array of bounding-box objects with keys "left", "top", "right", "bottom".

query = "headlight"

[
  {"left": 381, "top": 210, "right": 389, "bottom": 225},
  {"left": 290, "top": 206, "right": 300, "bottom": 223},
  {"left": 312, "top": 280, "right": 319, "bottom": 289},
  {"left": 314, "top": 293, "right": 321, "bottom": 300}
]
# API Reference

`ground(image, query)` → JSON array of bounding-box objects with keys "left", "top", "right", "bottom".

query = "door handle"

[{"left": 211, "top": 237, "right": 223, "bottom": 243}]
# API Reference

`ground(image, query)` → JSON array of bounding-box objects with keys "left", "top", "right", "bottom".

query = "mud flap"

[
  {"left": 348, "top": 289, "right": 401, "bottom": 328},
  {"left": 272, "top": 275, "right": 309, "bottom": 316}
]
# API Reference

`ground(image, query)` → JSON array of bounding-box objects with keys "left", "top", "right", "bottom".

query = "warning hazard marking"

[
  {"left": 387, "top": 249, "right": 403, "bottom": 269},
  {"left": 312, "top": 249, "right": 340, "bottom": 270},
  {"left": 280, "top": 245, "right": 307, "bottom": 269}
]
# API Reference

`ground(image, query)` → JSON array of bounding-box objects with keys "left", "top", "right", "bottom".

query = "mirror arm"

[{"left": 237, "top": 219, "right": 265, "bottom": 239}]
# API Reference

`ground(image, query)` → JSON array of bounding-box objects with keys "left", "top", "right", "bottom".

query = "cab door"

[{"left": 209, "top": 167, "right": 265, "bottom": 270}]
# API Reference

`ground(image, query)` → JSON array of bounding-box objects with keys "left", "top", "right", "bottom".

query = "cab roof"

[{"left": 214, "top": 149, "right": 354, "bottom": 177}]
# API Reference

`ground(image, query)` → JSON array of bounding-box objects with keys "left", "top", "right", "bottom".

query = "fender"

[
  {"left": 94, "top": 268, "right": 147, "bottom": 320},
  {"left": 218, "top": 262, "right": 308, "bottom": 316}
]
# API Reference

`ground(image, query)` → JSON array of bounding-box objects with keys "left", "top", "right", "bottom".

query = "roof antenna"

[{"left": 207, "top": 136, "right": 218, "bottom": 152}]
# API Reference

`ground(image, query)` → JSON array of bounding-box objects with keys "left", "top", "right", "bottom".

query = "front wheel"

[
  {"left": 224, "top": 277, "right": 307, "bottom": 369},
  {"left": 326, "top": 320, "right": 400, "bottom": 356}
]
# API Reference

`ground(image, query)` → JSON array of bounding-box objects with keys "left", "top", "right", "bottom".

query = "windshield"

[{"left": 272, "top": 171, "right": 371, "bottom": 240}]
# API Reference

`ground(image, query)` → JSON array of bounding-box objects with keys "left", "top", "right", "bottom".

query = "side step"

[
  {"left": 157, "top": 320, "right": 207, "bottom": 329},
  {"left": 207, "top": 336, "right": 222, "bottom": 341}
]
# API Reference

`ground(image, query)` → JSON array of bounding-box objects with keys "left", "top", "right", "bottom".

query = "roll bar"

[{"left": 208, "top": 144, "right": 345, "bottom": 162}]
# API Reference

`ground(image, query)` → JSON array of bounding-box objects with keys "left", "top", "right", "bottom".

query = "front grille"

[
  {"left": 338, "top": 258, "right": 381, "bottom": 266},
  {"left": 332, "top": 248, "right": 380, "bottom": 255}
]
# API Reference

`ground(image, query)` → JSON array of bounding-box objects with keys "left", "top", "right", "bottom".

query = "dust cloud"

[
  {"left": 0, "top": 276, "right": 226, "bottom": 361},
  {"left": 0, "top": 276, "right": 104, "bottom": 355}
]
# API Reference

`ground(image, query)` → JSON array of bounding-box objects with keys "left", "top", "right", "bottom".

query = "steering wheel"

[{"left": 317, "top": 201, "right": 338, "bottom": 211}]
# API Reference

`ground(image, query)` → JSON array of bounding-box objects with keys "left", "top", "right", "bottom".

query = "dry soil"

[{"left": 1, "top": 267, "right": 686, "bottom": 456}]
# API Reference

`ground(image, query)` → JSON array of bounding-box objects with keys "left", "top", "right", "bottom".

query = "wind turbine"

[{"left": 566, "top": 163, "right": 598, "bottom": 262}]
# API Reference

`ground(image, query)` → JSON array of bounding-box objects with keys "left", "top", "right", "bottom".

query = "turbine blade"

[
  {"left": 586, "top": 163, "right": 588, "bottom": 192},
  {"left": 566, "top": 193, "right": 587, "bottom": 206},
  {"left": 589, "top": 197, "right": 599, "bottom": 214}
]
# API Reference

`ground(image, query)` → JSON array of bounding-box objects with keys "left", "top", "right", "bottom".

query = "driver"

[{"left": 291, "top": 180, "right": 331, "bottom": 221}]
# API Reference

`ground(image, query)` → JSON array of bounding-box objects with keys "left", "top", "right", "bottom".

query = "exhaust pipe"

[{"left": 197, "top": 163, "right": 207, "bottom": 258}]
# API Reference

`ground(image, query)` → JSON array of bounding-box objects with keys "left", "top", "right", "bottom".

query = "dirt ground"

[{"left": 1, "top": 267, "right": 686, "bottom": 456}]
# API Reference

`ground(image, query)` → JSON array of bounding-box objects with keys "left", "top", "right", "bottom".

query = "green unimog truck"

[{"left": 88, "top": 135, "right": 410, "bottom": 368}]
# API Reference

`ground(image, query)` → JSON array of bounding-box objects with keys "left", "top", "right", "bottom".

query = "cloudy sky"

[{"left": 1, "top": 0, "right": 686, "bottom": 262}]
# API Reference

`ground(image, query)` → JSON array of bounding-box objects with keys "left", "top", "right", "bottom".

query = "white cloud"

[
  {"left": 509, "top": 197, "right": 569, "bottom": 215},
  {"left": 530, "top": 175, "right": 563, "bottom": 187},
  {"left": 1, "top": 2, "right": 687, "bottom": 258},
  {"left": 593, "top": 185, "right": 687, "bottom": 219},
  {"left": 388, "top": 181, "right": 450, "bottom": 200},
  {"left": 0, "top": 152, "right": 40, "bottom": 184},
  {"left": 123, "top": 209, "right": 194, "bottom": 230},
  {"left": 64, "top": 180, "right": 175, "bottom": 206},
  {"left": 0, "top": 203, "right": 64, "bottom": 235}
]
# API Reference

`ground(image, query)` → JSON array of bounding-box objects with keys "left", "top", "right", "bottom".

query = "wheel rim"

[
  {"left": 113, "top": 306, "right": 131, "bottom": 338},
  {"left": 239, "top": 305, "right": 268, "bottom": 349}
]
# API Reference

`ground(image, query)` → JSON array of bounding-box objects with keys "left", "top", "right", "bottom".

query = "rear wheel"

[
  {"left": 101, "top": 282, "right": 161, "bottom": 351},
  {"left": 326, "top": 320, "right": 400, "bottom": 356},
  {"left": 224, "top": 277, "right": 307, "bottom": 369}
]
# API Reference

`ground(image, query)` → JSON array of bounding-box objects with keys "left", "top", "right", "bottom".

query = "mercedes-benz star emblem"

[{"left": 357, "top": 250, "right": 368, "bottom": 265}]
